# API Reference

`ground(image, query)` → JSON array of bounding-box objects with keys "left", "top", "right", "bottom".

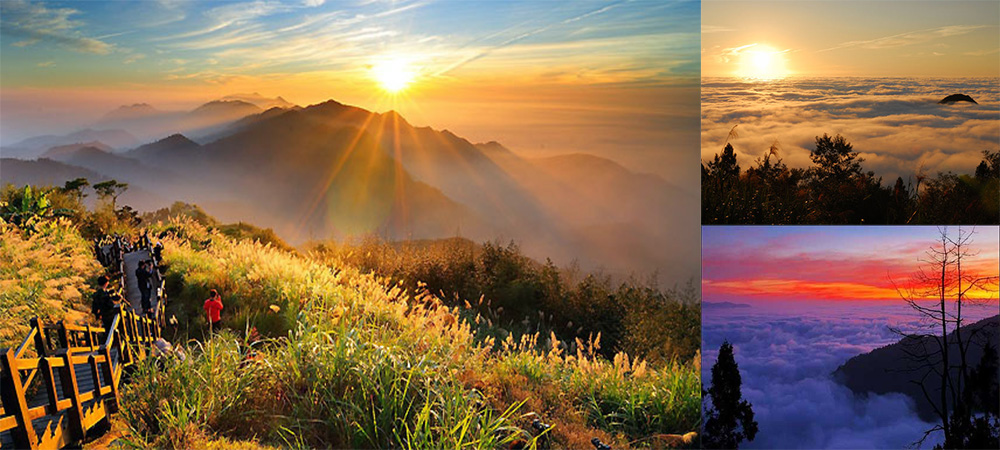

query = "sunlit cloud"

[
  {"left": 703, "top": 226, "right": 1000, "bottom": 303},
  {"left": 433, "top": 1, "right": 625, "bottom": 77},
  {"left": 701, "top": 78, "right": 1000, "bottom": 180},
  {"left": 820, "top": 25, "right": 990, "bottom": 52},
  {"left": 701, "top": 24, "right": 734, "bottom": 34}
]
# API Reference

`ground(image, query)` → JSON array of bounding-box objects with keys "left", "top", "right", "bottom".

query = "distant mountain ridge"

[
  {"left": 91, "top": 95, "right": 296, "bottom": 143},
  {"left": 2, "top": 129, "right": 139, "bottom": 159},
  {"left": 833, "top": 314, "right": 999, "bottom": 421}
]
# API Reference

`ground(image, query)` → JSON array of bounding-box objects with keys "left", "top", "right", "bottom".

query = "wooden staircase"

[{"left": 1, "top": 235, "right": 166, "bottom": 449}]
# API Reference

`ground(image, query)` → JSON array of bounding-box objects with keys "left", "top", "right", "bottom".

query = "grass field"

[{"left": 118, "top": 218, "right": 701, "bottom": 449}]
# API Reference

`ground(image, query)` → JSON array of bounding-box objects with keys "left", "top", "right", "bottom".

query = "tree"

[
  {"left": 707, "top": 143, "right": 741, "bottom": 180},
  {"left": 974, "top": 150, "right": 1000, "bottom": 180},
  {"left": 809, "top": 134, "right": 863, "bottom": 182},
  {"left": 60, "top": 177, "right": 90, "bottom": 203},
  {"left": 92, "top": 180, "right": 128, "bottom": 210},
  {"left": 703, "top": 341, "right": 758, "bottom": 449},
  {"left": 892, "top": 227, "right": 1000, "bottom": 448}
]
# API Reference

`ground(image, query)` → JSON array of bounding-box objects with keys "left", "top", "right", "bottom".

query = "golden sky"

[
  {"left": 703, "top": 0, "right": 1000, "bottom": 78},
  {"left": 0, "top": 0, "right": 700, "bottom": 186}
]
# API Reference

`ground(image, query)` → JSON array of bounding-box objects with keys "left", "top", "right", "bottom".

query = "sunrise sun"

[
  {"left": 737, "top": 44, "right": 789, "bottom": 80},
  {"left": 370, "top": 57, "right": 417, "bottom": 94}
]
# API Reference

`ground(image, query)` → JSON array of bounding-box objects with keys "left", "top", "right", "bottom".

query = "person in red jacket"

[{"left": 204, "top": 289, "right": 223, "bottom": 332}]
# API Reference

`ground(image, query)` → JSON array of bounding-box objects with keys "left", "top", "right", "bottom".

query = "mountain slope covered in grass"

[
  {"left": 121, "top": 218, "right": 701, "bottom": 449},
  {"left": 0, "top": 218, "right": 101, "bottom": 348}
]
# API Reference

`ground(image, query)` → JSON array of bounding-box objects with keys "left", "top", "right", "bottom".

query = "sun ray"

[{"left": 295, "top": 112, "right": 379, "bottom": 235}]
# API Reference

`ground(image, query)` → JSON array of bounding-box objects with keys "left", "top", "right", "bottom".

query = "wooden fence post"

[
  {"left": 101, "top": 346, "right": 120, "bottom": 414},
  {"left": 57, "top": 321, "right": 70, "bottom": 350},
  {"left": 1, "top": 348, "right": 38, "bottom": 448},
  {"left": 59, "top": 349, "right": 86, "bottom": 440},
  {"left": 31, "top": 318, "right": 48, "bottom": 357}
]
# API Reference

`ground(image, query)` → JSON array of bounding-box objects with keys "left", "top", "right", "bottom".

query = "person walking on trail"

[
  {"left": 204, "top": 289, "right": 224, "bottom": 333},
  {"left": 136, "top": 260, "right": 154, "bottom": 316},
  {"left": 91, "top": 275, "right": 120, "bottom": 334}
]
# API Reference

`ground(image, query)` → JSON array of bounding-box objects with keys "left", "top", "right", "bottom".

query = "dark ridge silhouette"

[
  {"left": 832, "top": 315, "right": 999, "bottom": 421},
  {"left": 939, "top": 93, "right": 978, "bottom": 104},
  {"left": 124, "top": 133, "right": 201, "bottom": 165}
]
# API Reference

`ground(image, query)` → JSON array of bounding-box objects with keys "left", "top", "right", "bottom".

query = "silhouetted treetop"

[
  {"left": 810, "top": 133, "right": 864, "bottom": 182},
  {"left": 704, "top": 341, "right": 758, "bottom": 449}
]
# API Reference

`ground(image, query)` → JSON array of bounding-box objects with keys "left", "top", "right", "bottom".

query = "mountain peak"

[
  {"left": 160, "top": 133, "right": 196, "bottom": 145},
  {"left": 195, "top": 99, "right": 258, "bottom": 110},
  {"left": 380, "top": 110, "right": 410, "bottom": 126},
  {"left": 218, "top": 93, "right": 296, "bottom": 110},
  {"left": 939, "top": 93, "right": 978, "bottom": 104},
  {"left": 99, "top": 104, "right": 161, "bottom": 122}
]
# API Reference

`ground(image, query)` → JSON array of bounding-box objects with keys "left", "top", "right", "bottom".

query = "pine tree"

[{"left": 703, "top": 341, "right": 758, "bottom": 449}]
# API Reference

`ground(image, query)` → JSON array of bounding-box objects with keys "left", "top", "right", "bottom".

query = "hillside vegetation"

[
  {"left": 309, "top": 237, "right": 700, "bottom": 364},
  {"left": 121, "top": 218, "right": 700, "bottom": 448},
  {"left": 0, "top": 217, "right": 100, "bottom": 349},
  {"left": 702, "top": 135, "right": 1000, "bottom": 224},
  {"left": 1, "top": 181, "right": 701, "bottom": 448}
]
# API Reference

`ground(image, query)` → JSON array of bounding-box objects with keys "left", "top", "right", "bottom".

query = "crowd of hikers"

[
  {"left": 89, "top": 233, "right": 166, "bottom": 334},
  {"left": 90, "top": 232, "right": 226, "bottom": 336}
]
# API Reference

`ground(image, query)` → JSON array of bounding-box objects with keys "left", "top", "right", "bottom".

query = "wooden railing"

[{"left": 0, "top": 235, "right": 165, "bottom": 449}]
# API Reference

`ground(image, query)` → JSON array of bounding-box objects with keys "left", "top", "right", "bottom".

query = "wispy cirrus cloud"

[
  {"left": 819, "top": 25, "right": 989, "bottom": 52},
  {"left": 702, "top": 24, "right": 735, "bottom": 34},
  {"left": 433, "top": 1, "right": 626, "bottom": 77},
  {"left": 716, "top": 43, "right": 757, "bottom": 63},
  {"left": 0, "top": 0, "right": 113, "bottom": 54}
]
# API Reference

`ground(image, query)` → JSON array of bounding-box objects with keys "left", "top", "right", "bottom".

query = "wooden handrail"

[
  {"left": 13, "top": 327, "right": 36, "bottom": 360},
  {"left": 1, "top": 236, "right": 167, "bottom": 450}
]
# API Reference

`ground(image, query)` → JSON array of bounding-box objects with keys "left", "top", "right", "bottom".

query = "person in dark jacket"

[
  {"left": 136, "top": 260, "right": 153, "bottom": 315},
  {"left": 91, "top": 276, "right": 120, "bottom": 333}
]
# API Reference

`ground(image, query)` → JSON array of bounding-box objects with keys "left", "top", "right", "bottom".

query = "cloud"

[
  {"left": 715, "top": 43, "right": 757, "bottom": 63},
  {"left": 700, "top": 302, "right": 1000, "bottom": 448},
  {"left": 702, "top": 225, "right": 1000, "bottom": 302},
  {"left": 36, "top": 61, "right": 54, "bottom": 67},
  {"left": 0, "top": 0, "right": 113, "bottom": 54},
  {"left": 820, "top": 25, "right": 989, "bottom": 52},
  {"left": 963, "top": 48, "right": 1000, "bottom": 56},
  {"left": 304, "top": 0, "right": 326, "bottom": 6},
  {"left": 123, "top": 53, "right": 146, "bottom": 64},
  {"left": 702, "top": 24, "right": 735, "bottom": 34},
  {"left": 701, "top": 78, "right": 999, "bottom": 182},
  {"left": 434, "top": 1, "right": 626, "bottom": 77}
]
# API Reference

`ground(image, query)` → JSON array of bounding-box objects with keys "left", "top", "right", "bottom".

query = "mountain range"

[
  {"left": 1, "top": 96, "right": 698, "bottom": 284},
  {"left": 833, "top": 314, "right": 999, "bottom": 421}
]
